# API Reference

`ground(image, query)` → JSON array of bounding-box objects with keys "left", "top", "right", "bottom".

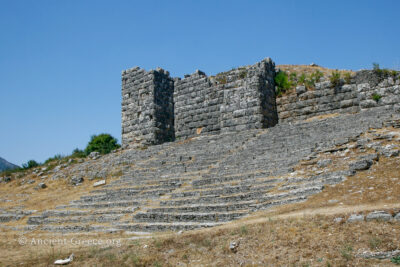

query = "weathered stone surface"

[
  {"left": 365, "top": 211, "right": 393, "bottom": 221},
  {"left": 347, "top": 214, "right": 365, "bottom": 222},
  {"left": 378, "top": 144, "right": 400, "bottom": 157},
  {"left": 317, "top": 159, "right": 332, "bottom": 168},
  {"left": 349, "top": 159, "right": 372, "bottom": 171},
  {"left": 276, "top": 70, "right": 400, "bottom": 123},
  {"left": 89, "top": 151, "right": 100, "bottom": 159},
  {"left": 121, "top": 67, "right": 174, "bottom": 147}
]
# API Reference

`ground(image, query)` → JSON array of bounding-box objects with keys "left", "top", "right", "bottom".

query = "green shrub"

[
  {"left": 239, "top": 70, "right": 247, "bottom": 79},
  {"left": 274, "top": 71, "right": 292, "bottom": 96},
  {"left": 372, "top": 93, "right": 382, "bottom": 102},
  {"left": 330, "top": 70, "right": 341, "bottom": 87},
  {"left": 373, "top": 62, "right": 381, "bottom": 73},
  {"left": 85, "top": 133, "right": 120, "bottom": 155},
  {"left": 344, "top": 72, "right": 352, "bottom": 84},
  {"left": 298, "top": 73, "right": 306, "bottom": 85},
  {"left": 289, "top": 72, "right": 297, "bottom": 80},
  {"left": 215, "top": 75, "right": 227, "bottom": 84},
  {"left": 304, "top": 79, "right": 315, "bottom": 90},
  {"left": 340, "top": 244, "right": 353, "bottom": 261},
  {"left": 22, "top": 160, "right": 39, "bottom": 169},
  {"left": 391, "top": 256, "right": 400, "bottom": 265},
  {"left": 71, "top": 148, "right": 86, "bottom": 158},
  {"left": 310, "top": 70, "right": 323, "bottom": 83},
  {"left": 44, "top": 154, "right": 64, "bottom": 164}
]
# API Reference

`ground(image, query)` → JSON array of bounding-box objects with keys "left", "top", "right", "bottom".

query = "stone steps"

[
  {"left": 160, "top": 185, "right": 323, "bottom": 206},
  {"left": 133, "top": 211, "right": 248, "bottom": 223},
  {"left": 114, "top": 222, "right": 221, "bottom": 232},
  {"left": 8, "top": 107, "right": 398, "bottom": 233},
  {"left": 28, "top": 214, "right": 124, "bottom": 225}
]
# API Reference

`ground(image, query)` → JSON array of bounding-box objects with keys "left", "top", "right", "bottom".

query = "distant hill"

[{"left": 0, "top": 157, "right": 19, "bottom": 172}]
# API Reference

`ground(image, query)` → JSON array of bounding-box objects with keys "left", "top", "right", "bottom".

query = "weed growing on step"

[
  {"left": 330, "top": 70, "right": 341, "bottom": 88},
  {"left": 344, "top": 72, "right": 352, "bottom": 84},
  {"left": 340, "top": 243, "right": 353, "bottom": 261},
  {"left": 368, "top": 236, "right": 382, "bottom": 250},
  {"left": 372, "top": 93, "right": 382, "bottom": 102},
  {"left": 239, "top": 70, "right": 247, "bottom": 79},
  {"left": 240, "top": 225, "right": 248, "bottom": 235},
  {"left": 216, "top": 75, "right": 227, "bottom": 84}
]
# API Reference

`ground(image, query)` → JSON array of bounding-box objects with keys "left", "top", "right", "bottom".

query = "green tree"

[
  {"left": 85, "top": 134, "right": 120, "bottom": 155},
  {"left": 71, "top": 148, "right": 86, "bottom": 158},
  {"left": 22, "top": 160, "right": 39, "bottom": 169},
  {"left": 274, "top": 71, "right": 291, "bottom": 96}
]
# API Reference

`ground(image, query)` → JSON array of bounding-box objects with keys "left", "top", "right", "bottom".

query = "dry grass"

[
  {"left": 0, "top": 176, "right": 98, "bottom": 213},
  {"left": 277, "top": 64, "right": 355, "bottom": 77},
  {"left": 2, "top": 212, "right": 399, "bottom": 266}
]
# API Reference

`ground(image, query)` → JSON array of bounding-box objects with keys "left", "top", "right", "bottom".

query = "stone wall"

[
  {"left": 276, "top": 70, "right": 400, "bottom": 122},
  {"left": 121, "top": 67, "right": 174, "bottom": 147},
  {"left": 174, "top": 58, "right": 277, "bottom": 139},
  {"left": 122, "top": 59, "right": 399, "bottom": 148}
]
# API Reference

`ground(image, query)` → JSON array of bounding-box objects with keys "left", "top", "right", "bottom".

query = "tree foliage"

[{"left": 84, "top": 133, "right": 120, "bottom": 155}]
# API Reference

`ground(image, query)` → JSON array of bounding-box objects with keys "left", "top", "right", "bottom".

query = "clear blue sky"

[{"left": 1, "top": 0, "right": 399, "bottom": 166}]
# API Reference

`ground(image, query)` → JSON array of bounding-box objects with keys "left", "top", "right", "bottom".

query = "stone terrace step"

[
  {"left": 133, "top": 211, "right": 249, "bottom": 223},
  {"left": 114, "top": 222, "right": 222, "bottom": 232},
  {"left": 15, "top": 107, "right": 398, "bottom": 233}
]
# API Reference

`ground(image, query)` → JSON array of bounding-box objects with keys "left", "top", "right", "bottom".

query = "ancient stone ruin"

[
  {"left": 122, "top": 58, "right": 400, "bottom": 148},
  {"left": 1, "top": 58, "right": 399, "bottom": 234},
  {"left": 121, "top": 58, "right": 277, "bottom": 147}
]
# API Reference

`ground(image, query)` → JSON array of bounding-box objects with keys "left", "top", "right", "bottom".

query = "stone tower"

[
  {"left": 121, "top": 58, "right": 278, "bottom": 148},
  {"left": 121, "top": 67, "right": 174, "bottom": 148}
]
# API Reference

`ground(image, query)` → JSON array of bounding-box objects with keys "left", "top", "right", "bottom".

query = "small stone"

[
  {"left": 334, "top": 217, "right": 343, "bottom": 223},
  {"left": 347, "top": 214, "right": 365, "bottom": 223},
  {"left": 53, "top": 165, "right": 62, "bottom": 173},
  {"left": 70, "top": 177, "right": 84, "bottom": 186},
  {"left": 27, "top": 179, "right": 35, "bottom": 184},
  {"left": 89, "top": 151, "right": 101, "bottom": 160},
  {"left": 93, "top": 180, "right": 106, "bottom": 187},
  {"left": 37, "top": 183, "right": 47, "bottom": 189},
  {"left": 365, "top": 211, "right": 392, "bottom": 222},
  {"left": 296, "top": 86, "right": 307, "bottom": 95},
  {"left": 229, "top": 240, "right": 240, "bottom": 253},
  {"left": 3, "top": 177, "right": 11, "bottom": 183},
  {"left": 394, "top": 213, "right": 400, "bottom": 221},
  {"left": 349, "top": 159, "right": 372, "bottom": 172}
]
